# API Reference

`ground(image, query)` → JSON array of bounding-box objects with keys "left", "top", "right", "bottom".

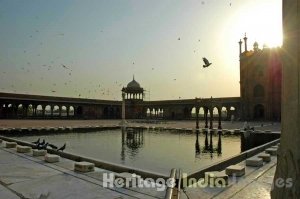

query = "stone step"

[
  {"left": 16, "top": 145, "right": 31, "bottom": 153},
  {"left": 257, "top": 153, "right": 271, "bottom": 162},
  {"left": 205, "top": 171, "right": 229, "bottom": 187},
  {"left": 32, "top": 149, "right": 47, "bottom": 156},
  {"left": 115, "top": 172, "right": 142, "bottom": 187},
  {"left": 265, "top": 148, "right": 277, "bottom": 156},
  {"left": 0, "top": 139, "right": 2, "bottom": 144},
  {"left": 5, "top": 142, "right": 17, "bottom": 148},
  {"left": 45, "top": 154, "right": 60, "bottom": 163},
  {"left": 225, "top": 165, "right": 245, "bottom": 177},
  {"left": 74, "top": 161, "right": 95, "bottom": 172},
  {"left": 246, "top": 157, "right": 263, "bottom": 167}
]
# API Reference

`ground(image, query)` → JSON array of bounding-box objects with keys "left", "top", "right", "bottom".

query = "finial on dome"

[{"left": 133, "top": 74, "right": 135, "bottom": 80}]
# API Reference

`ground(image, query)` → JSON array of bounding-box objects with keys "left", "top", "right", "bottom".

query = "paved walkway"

[
  {"left": 0, "top": 143, "right": 165, "bottom": 199},
  {"left": 182, "top": 154, "right": 277, "bottom": 199}
]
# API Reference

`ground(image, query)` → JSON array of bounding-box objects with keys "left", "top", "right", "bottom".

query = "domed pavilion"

[{"left": 122, "top": 76, "right": 144, "bottom": 101}]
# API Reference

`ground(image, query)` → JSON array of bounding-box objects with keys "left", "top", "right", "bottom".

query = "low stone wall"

[
  {"left": 0, "top": 126, "right": 120, "bottom": 136},
  {"left": 240, "top": 130, "right": 280, "bottom": 152},
  {"left": 186, "top": 138, "right": 280, "bottom": 185}
]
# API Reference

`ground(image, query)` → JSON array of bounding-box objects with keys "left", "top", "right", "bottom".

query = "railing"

[{"left": 165, "top": 168, "right": 182, "bottom": 199}]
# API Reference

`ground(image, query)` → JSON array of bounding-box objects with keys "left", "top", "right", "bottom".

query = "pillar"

[
  {"left": 66, "top": 106, "right": 70, "bottom": 117},
  {"left": 50, "top": 105, "right": 54, "bottom": 116},
  {"left": 42, "top": 105, "right": 46, "bottom": 117},
  {"left": 218, "top": 108, "right": 222, "bottom": 129},
  {"left": 120, "top": 91, "right": 127, "bottom": 126},
  {"left": 196, "top": 107, "right": 199, "bottom": 129},
  {"left": 271, "top": 1, "right": 300, "bottom": 198},
  {"left": 204, "top": 108, "right": 208, "bottom": 128},
  {"left": 209, "top": 108, "right": 213, "bottom": 129}
]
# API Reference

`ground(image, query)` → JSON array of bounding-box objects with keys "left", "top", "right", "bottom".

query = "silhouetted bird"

[
  {"left": 62, "top": 64, "right": 69, "bottom": 69},
  {"left": 48, "top": 143, "right": 58, "bottom": 149},
  {"left": 32, "top": 138, "right": 40, "bottom": 144},
  {"left": 40, "top": 139, "right": 45, "bottom": 146},
  {"left": 57, "top": 143, "right": 66, "bottom": 152},
  {"left": 41, "top": 142, "right": 48, "bottom": 150},
  {"left": 202, "top": 57, "right": 212, "bottom": 68}
]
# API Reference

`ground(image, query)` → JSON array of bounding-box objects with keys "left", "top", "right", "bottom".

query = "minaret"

[
  {"left": 253, "top": 41, "right": 259, "bottom": 52},
  {"left": 243, "top": 33, "right": 248, "bottom": 52},
  {"left": 238, "top": 39, "right": 243, "bottom": 56}
]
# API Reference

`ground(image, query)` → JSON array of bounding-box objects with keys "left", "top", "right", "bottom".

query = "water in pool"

[{"left": 12, "top": 129, "right": 241, "bottom": 175}]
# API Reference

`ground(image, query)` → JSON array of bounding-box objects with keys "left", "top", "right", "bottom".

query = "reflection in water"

[
  {"left": 121, "top": 127, "right": 144, "bottom": 162},
  {"left": 197, "top": 129, "right": 222, "bottom": 158},
  {"left": 11, "top": 129, "right": 240, "bottom": 174},
  {"left": 195, "top": 130, "right": 200, "bottom": 155}
]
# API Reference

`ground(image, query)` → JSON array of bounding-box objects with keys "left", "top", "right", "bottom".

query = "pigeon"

[
  {"left": 41, "top": 142, "right": 48, "bottom": 150},
  {"left": 57, "top": 143, "right": 66, "bottom": 152},
  {"left": 32, "top": 138, "right": 40, "bottom": 144},
  {"left": 62, "top": 64, "right": 69, "bottom": 69},
  {"left": 39, "top": 139, "right": 45, "bottom": 146},
  {"left": 202, "top": 57, "right": 212, "bottom": 68}
]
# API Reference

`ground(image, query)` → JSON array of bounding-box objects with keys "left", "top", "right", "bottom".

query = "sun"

[{"left": 230, "top": 1, "right": 282, "bottom": 48}]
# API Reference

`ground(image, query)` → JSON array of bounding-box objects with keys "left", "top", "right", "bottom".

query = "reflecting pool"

[{"left": 12, "top": 128, "right": 241, "bottom": 175}]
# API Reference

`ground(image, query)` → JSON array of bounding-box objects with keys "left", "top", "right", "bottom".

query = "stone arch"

[
  {"left": 159, "top": 108, "right": 164, "bottom": 118},
  {"left": 253, "top": 84, "right": 265, "bottom": 97},
  {"left": 27, "top": 104, "right": 33, "bottom": 116},
  {"left": 17, "top": 104, "right": 23, "bottom": 117},
  {"left": 36, "top": 105, "right": 43, "bottom": 116},
  {"left": 199, "top": 107, "right": 205, "bottom": 120},
  {"left": 191, "top": 107, "right": 197, "bottom": 118},
  {"left": 69, "top": 106, "right": 75, "bottom": 116},
  {"left": 221, "top": 107, "right": 227, "bottom": 120},
  {"left": 146, "top": 108, "right": 151, "bottom": 118},
  {"left": 45, "top": 105, "right": 51, "bottom": 116},
  {"left": 115, "top": 107, "right": 121, "bottom": 118},
  {"left": 53, "top": 105, "right": 60, "bottom": 116},
  {"left": 76, "top": 106, "right": 83, "bottom": 116},
  {"left": 61, "top": 106, "right": 67, "bottom": 116},
  {"left": 254, "top": 104, "right": 265, "bottom": 119},
  {"left": 183, "top": 107, "right": 190, "bottom": 119},
  {"left": 213, "top": 107, "right": 219, "bottom": 118}
]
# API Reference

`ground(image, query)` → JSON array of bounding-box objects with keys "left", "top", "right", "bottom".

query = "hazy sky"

[{"left": 0, "top": 0, "right": 282, "bottom": 100}]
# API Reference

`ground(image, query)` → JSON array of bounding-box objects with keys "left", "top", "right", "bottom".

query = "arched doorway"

[{"left": 254, "top": 104, "right": 265, "bottom": 119}]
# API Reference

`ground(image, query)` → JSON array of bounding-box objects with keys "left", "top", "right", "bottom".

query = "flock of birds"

[
  {"left": 32, "top": 138, "right": 66, "bottom": 152},
  {"left": 0, "top": 1, "right": 222, "bottom": 100}
]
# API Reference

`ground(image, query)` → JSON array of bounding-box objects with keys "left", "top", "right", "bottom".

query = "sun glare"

[{"left": 231, "top": 1, "right": 282, "bottom": 48}]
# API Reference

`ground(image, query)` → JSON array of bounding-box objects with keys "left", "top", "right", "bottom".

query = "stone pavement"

[
  {"left": 0, "top": 143, "right": 165, "bottom": 199},
  {"left": 181, "top": 154, "right": 277, "bottom": 199}
]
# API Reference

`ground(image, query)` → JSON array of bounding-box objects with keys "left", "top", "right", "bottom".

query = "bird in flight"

[
  {"left": 62, "top": 64, "right": 69, "bottom": 69},
  {"left": 202, "top": 57, "right": 212, "bottom": 68}
]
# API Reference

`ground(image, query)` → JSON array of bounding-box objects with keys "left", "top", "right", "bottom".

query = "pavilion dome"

[{"left": 127, "top": 77, "right": 141, "bottom": 88}]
